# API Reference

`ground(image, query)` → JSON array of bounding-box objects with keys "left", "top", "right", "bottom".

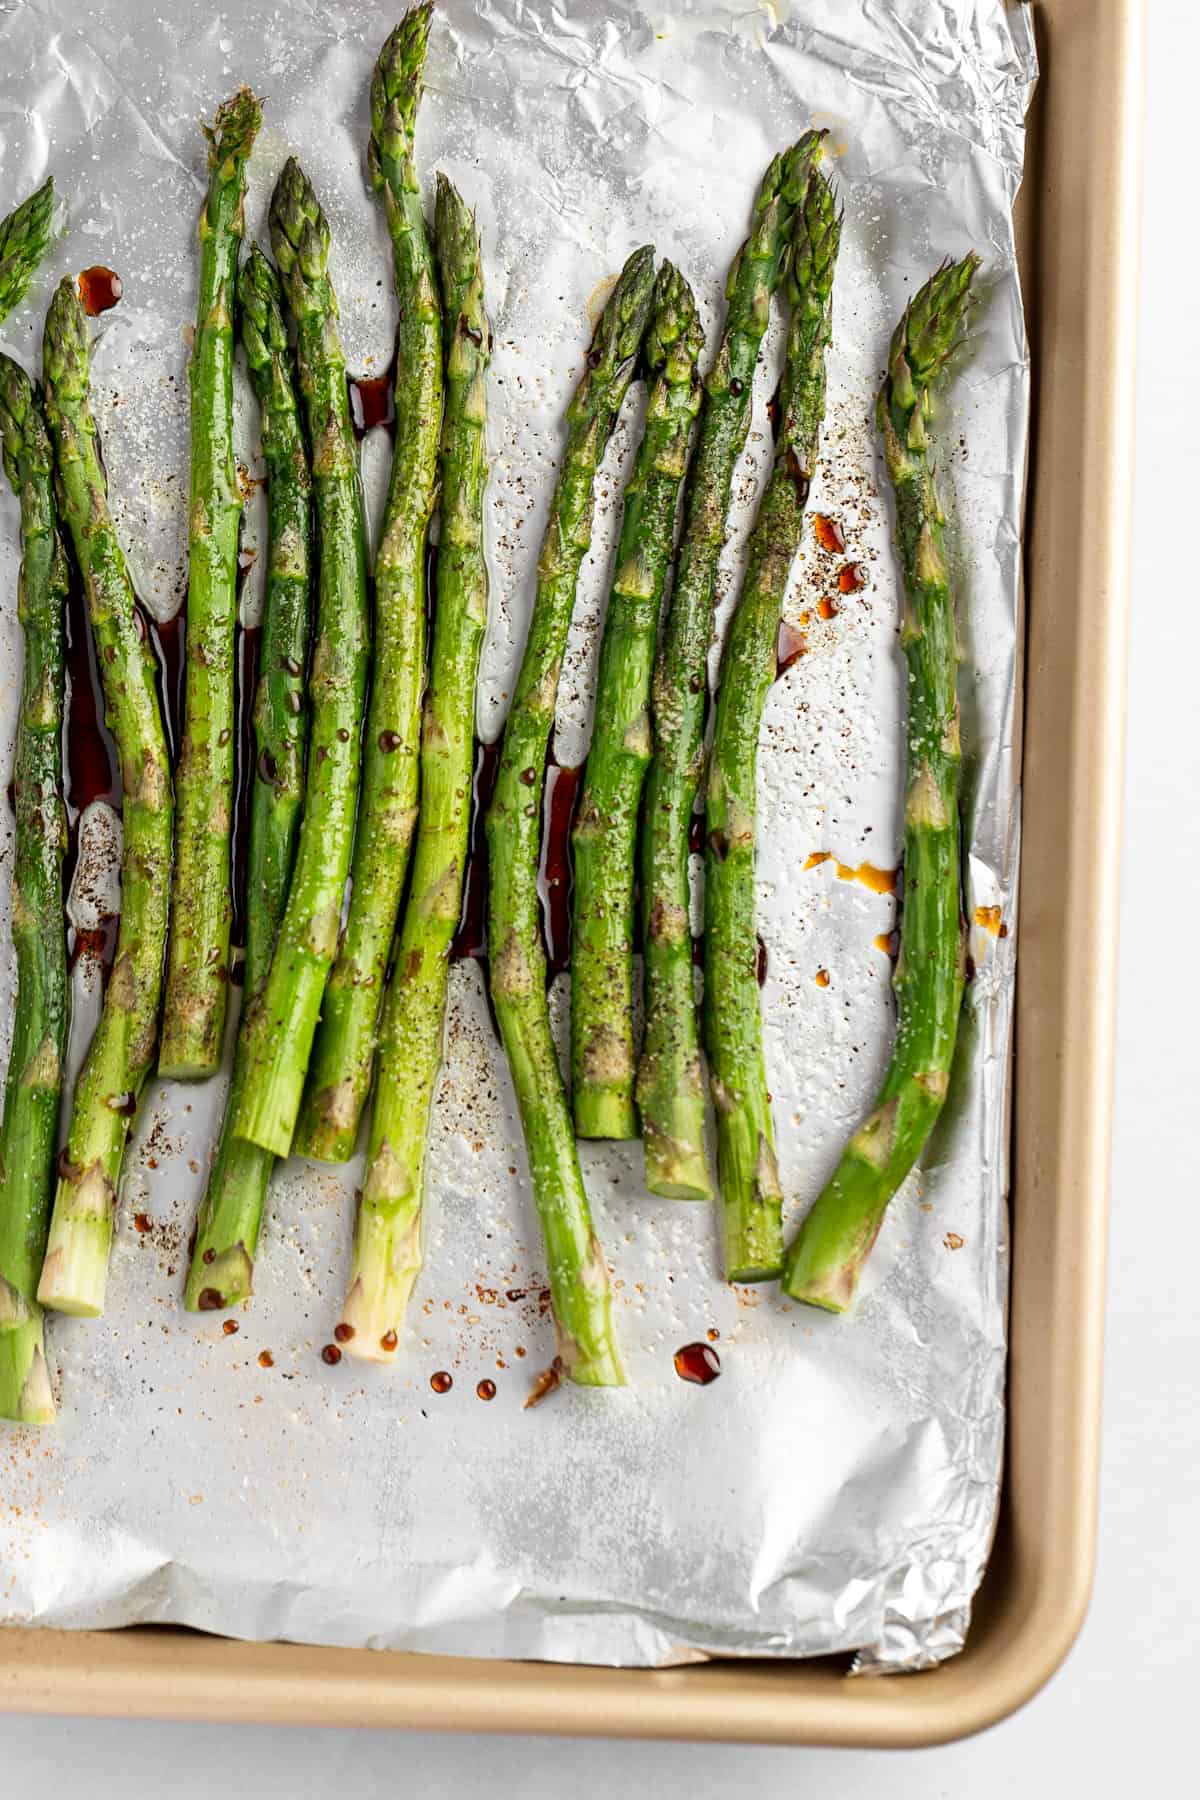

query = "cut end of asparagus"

[
  {"left": 559, "top": 1327, "right": 626, "bottom": 1390},
  {"left": 156, "top": 1043, "right": 222, "bottom": 1083},
  {"left": 781, "top": 1257, "right": 854, "bottom": 1314},
  {"left": 574, "top": 1089, "right": 638, "bottom": 1142},
  {"left": 339, "top": 1193, "right": 423, "bottom": 1363},
  {"left": 643, "top": 1112, "right": 712, "bottom": 1202},
  {"left": 183, "top": 1241, "right": 255, "bottom": 1315},
  {"left": 0, "top": 1314, "right": 56, "bottom": 1425},
  {"left": 781, "top": 1194, "right": 884, "bottom": 1314},
  {"left": 292, "top": 1082, "right": 359, "bottom": 1165},
  {"left": 36, "top": 1163, "right": 115, "bottom": 1316}
]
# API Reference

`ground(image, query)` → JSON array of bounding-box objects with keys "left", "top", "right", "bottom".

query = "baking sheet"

[{"left": 0, "top": 0, "right": 1034, "bottom": 1671}]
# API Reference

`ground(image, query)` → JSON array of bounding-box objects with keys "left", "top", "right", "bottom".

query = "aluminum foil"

[{"left": 0, "top": 0, "right": 1034, "bottom": 1671}]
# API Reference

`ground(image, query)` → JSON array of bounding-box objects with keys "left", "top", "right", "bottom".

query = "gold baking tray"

[{"left": 0, "top": 0, "right": 1141, "bottom": 1745}]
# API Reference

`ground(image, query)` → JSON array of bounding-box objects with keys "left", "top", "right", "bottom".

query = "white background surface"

[{"left": 2, "top": 1, "right": 1194, "bottom": 1789}]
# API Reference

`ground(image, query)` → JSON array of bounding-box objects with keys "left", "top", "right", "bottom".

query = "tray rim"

[{"left": 0, "top": 0, "right": 1143, "bottom": 1747}]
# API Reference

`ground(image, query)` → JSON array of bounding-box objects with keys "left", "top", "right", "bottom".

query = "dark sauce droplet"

[
  {"left": 674, "top": 1342, "right": 721, "bottom": 1385},
  {"left": 380, "top": 1329, "right": 398, "bottom": 1353},
  {"left": 197, "top": 1288, "right": 225, "bottom": 1311},
  {"left": 430, "top": 1370, "right": 453, "bottom": 1394},
  {"left": 77, "top": 266, "right": 123, "bottom": 316},
  {"left": 837, "top": 561, "right": 866, "bottom": 594},
  {"left": 133, "top": 1212, "right": 152, "bottom": 1234},
  {"left": 688, "top": 811, "right": 705, "bottom": 857},
  {"left": 145, "top": 610, "right": 185, "bottom": 768},
  {"left": 333, "top": 1321, "right": 355, "bottom": 1344},
  {"left": 452, "top": 737, "right": 502, "bottom": 963},
  {"left": 320, "top": 1343, "right": 342, "bottom": 1366},
  {"left": 476, "top": 1378, "right": 497, "bottom": 1401},
  {"left": 348, "top": 371, "right": 395, "bottom": 438},
  {"left": 68, "top": 917, "right": 119, "bottom": 976},
  {"left": 377, "top": 729, "right": 402, "bottom": 753},
  {"left": 756, "top": 935, "right": 768, "bottom": 986},
  {"left": 222, "top": 1318, "right": 239, "bottom": 1336},
  {"left": 538, "top": 746, "right": 583, "bottom": 979},
  {"left": 812, "top": 513, "right": 845, "bottom": 554},
  {"left": 817, "top": 595, "right": 839, "bottom": 622},
  {"left": 776, "top": 620, "right": 807, "bottom": 677},
  {"left": 258, "top": 1350, "right": 274, "bottom": 1369}
]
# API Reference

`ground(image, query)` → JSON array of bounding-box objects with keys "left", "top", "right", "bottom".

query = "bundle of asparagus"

[{"left": 0, "top": 1, "right": 985, "bottom": 1421}]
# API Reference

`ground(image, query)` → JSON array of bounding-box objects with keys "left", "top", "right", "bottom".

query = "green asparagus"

[
  {"left": 705, "top": 168, "right": 840, "bottom": 1282},
  {"left": 160, "top": 88, "right": 262, "bottom": 1078},
  {"left": 487, "top": 245, "right": 655, "bottom": 1388},
  {"left": 231, "top": 160, "right": 369, "bottom": 1158},
  {"left": 341, "top": 174, "right": 489, "bottom": 1358},
  {"left": 0, "top": 354, "right": 68, "bottom": 1422},
  {"left": 0, "top": 179, "right": 55, "bottom": 325},
  {"left": 296, "top": 8, "right": 442, "bottom": 1160},
  {"left": 184, "top": 246, "right": 313, "bottom": 1312},
  {"left": 782, "top": 255, "right": 979, "bottom": 1311},
  {"left": 36, "top": 280, "right": 174, "bottom": 1317},
  {"left": 570, "top": 262, "right": 704, "bottom": 1141},
  {"left": 636, "top": 134, "right": 822, "bottom": 1201}
]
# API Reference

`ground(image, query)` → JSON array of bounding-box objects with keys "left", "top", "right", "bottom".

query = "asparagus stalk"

[
  {"left": 636, "top": 134, "right": 822, "bottom": 1200},
  {"left": 487, "top": 245, "right": 655, "bottom": 1388},
  {"left": 160, "top": 89, "right": 263, "bottom": 1077},
  {"left": 184, "top": 247, "right": 312, "bottom": 1311},
  {"left": 340, "top": 174, "right": 489, "bottom": 1358},
  {"left": 570, "top": 262, "right": 704, "bottom": 1141},
  {"left": 0, "top": 354, "right": 69, "bottom": 1422},
  {"left": 0, "top": 179, "right": 55, "bottom": 325},
  {"left": 231, "top": 160, "right": 370, "bottom": 1158},
  {"left": 36, "top": 280, "right": 174, "bottom": 1317},
  {"left": 705, "top": 169, "right": 840, "bottom": 1282},
  {"left": 296, "top": 8, "right": 442, "bottom": 1160},
  {"left": 782, "top": 255, "right": 979, "bottom": 1312}
]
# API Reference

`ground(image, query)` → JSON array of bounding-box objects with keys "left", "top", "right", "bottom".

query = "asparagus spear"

[
  {"left": 705, "top": 169, "right": 840, "bottom": 1282},
  {"left": 0, "top": 179, "right": 55, "bottom": 325},
  {"left": 340, "top": 174, "right": 489, "bottom": 1358},
  {"left": 487, "top": 245, "right": 655, "bottom": 1388},
  {"left": 183, "top": 247, "right": 312, "bottom": 1312},
  {"left": 160, "top": 88, "right": 263, "bottom": 1077},
  {"left": 782, "top": 255, "right": 979, "bottom": 1312},
  {"left": 0, "top": 354, "right": 68, "bottom": 1422},
  {"left": 636, "top": 134, "right": 822, "bottom": 1200},
  {"left": 231, "top": 160, "right": 370, "bottom": 1158},
  {"left": 36, "top": 280, "right": 174, "bottom": 1317},
  {"left": 296, "top": 8, "right": 442, "bottom": 1160},
  {"left": 570, "top": 262, "right": 704, "bottom": 1141}
]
